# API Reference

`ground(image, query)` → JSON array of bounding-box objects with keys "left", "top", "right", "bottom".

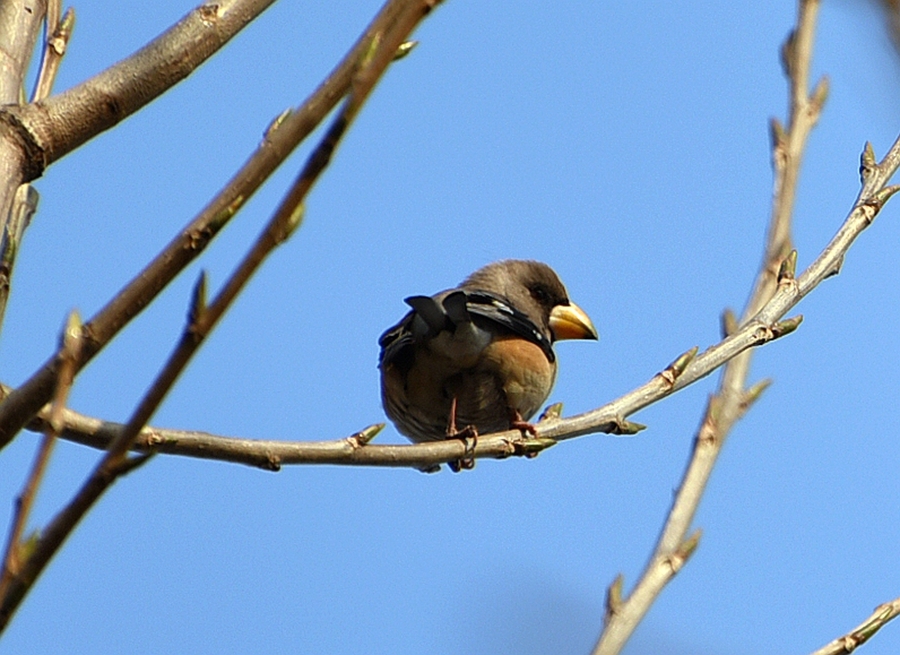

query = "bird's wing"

[
  {"left": 378, "top": 289, "right": 555, "bottom": 369},
  {"left": 462, "top": 291, "right": 555, "bottom": 363}
]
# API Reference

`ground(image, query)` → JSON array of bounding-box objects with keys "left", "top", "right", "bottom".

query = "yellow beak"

[{"left": 549, "top": 302, "right": 598, "bottom": 341}]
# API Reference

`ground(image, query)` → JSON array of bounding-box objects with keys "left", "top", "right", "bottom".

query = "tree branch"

[
  {"left": 3, "top": 0, "right": 278, "bottom": 176},
  {"left": 592, "top": 1, "right": 862, "bottom": 652},
  {"left": 0, "top": 0, "right": 46, "bottom": 333},
  {"left": 0, "top": 311, "right": 81, "bottom": 603},
  {"left": 0, "top": 0, "right": 442, "bottom": 632},
  {"left": 809, "top": 598, "right": 900, "bottom": 655},
  {"left": 0, "top": 0, "right": 420, "bottom": 454}
]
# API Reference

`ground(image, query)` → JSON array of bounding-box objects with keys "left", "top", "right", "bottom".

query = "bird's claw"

[{"left": 447, "top": 424, "right": 477, "bottom": 472}]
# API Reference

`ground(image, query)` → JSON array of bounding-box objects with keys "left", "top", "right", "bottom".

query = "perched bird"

[{"left": 378, "top": 260, "right": 597, "bottom": 466}]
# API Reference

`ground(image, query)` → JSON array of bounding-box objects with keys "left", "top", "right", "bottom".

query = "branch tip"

[
  {"left": 604, "top": 574, "right": 624, "bottom": 623},
  {"left": 660, "top": 346, "right": 698, "bottom": 385},
  {"left": 743, "top": 378, "right": 772, "bottom": 409},
  {"left": 188, "top": 270, "right": 208, "bottom": 327},
  {"left": 60, "top": 309, "right": 82, "bottom": 352},
  {"left": 780, "top": 28, "right": 796, "bottom": 78},
  {"left": 279, "top": 203, "right": 305, "bottom": 243},
  {"left": 264, "top": 108, "right": 293, "bottom": 139},
  {"left": 810, "top": 75, "right": 829, "bottom": 112},
  {"left": 860, "top": 142, "right": 877, "bottom": 183},
  {"left": 539, "top": 402, "right": 564, "bottom": 422},
  {"left": 771, "top": 314, "right": 803, "bottom": 339},
  {"left": 769, "top": 117, "right": 786, "bottom": 151},
  {"left": 721, "top": 308, "right": 738, "bottom": 338},
  {"left": 393, "top": 40, "right": 418, "bottom": 61},
  {"left": 352, "top": 423, "right": 385, "bottom": 446},
  {"left": 611, "top": 418, "right": 646, "bottom": 436},
  {"left": 677, "top": 528, "right": 702, "bottom": 560},
  {"left": 516, "top": 436, "right": 557, "bottom": 456},
  {"left": 51, "top": 7, "right": 76, "bottom": 56},
  {"left": 777, "top": 249, "right": 798, "bottom": 282}
]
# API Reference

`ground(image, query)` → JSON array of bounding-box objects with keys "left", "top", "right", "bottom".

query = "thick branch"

[
  {"left": 0, "top": 0, "right": 416, "bottom": 454},
  {"left": 0, "top": 0, "right": 441, "bottom": 631},
  {"left": 2, "top": 0, "right": 278, "bottom": 176}
]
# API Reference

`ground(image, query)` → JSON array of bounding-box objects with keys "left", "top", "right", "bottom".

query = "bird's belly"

[{"left": 381, "top": 336, "right": 556, "bottom": 443}]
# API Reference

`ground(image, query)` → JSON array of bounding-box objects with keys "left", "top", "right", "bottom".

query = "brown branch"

[
  {"left": 0, "top": 0, "right": 419, "bottom": 454},
  {"left": 0, "top": 0, "right": 46, "bottom": 334},
  {"left": 0, "top": 311, "right": 81, "bottom": 602},
  {"left": 0, "top": 0, "right": 46, "bottom": 102},
  {"left": 594, "top": 2, "right": 833, "bottom": 652},
  {"left": 809, "top": 598, "right": 900, "bottom": 655},
  {"left": 0, "top": 3, "right": 73, "bottom": 331},
  {"left": 0, "top": 0, "right": 270, "bottom": 347},
  {"left": 4, "top": 0, "right": 279, "bottom": 177},
  {"left": 13, "top": 139, "right": 899, "bottom": 470},
  {"left": 0, "top": 184, "right": 38, "bottom": 328},
  {"left": 31, "top": 3, "right": 74, "bottom": 103},
  {"left": 11, "top": 100, "right": 900, "bottom": 473},
  {"left": 0, "top": 0, "right": 441, "bottom": 632}
]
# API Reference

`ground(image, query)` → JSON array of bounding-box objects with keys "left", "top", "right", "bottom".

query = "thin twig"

[
  {"left": 809, "top": 598, "right": 900, "bottom": 655},
  {"left": 12, "top": 133, "right": 900, "bottom": 470},
  {"left": 31, "top": 3, "right": 74, "bottom": 103},
  {"left": 0, "top": 184, "right": 38, "bottom": 328},
  {"left": 592, "top": 2, "right": 829, "bottom": 652},
  {"left": 5, "top": 0, "right": 279, "bottom": 172},
  {"left": 0, "top": 0, "right": 419, "bottom": 453},
  {"left": 0, "top": 0, "right": 441, "bottom": 632},
  {"left": 0, "top": 311, "right": 81, "bottom": 601}
]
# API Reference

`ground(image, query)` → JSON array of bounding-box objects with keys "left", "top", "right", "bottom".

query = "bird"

[{"left": 378, "top": 259, "right": 598, "bottom": 469}]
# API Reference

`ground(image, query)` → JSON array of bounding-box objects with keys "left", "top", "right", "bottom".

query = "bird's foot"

[
  {"left": 509, "top": 409, "right": 539, "bottom": 437},
  {"left": 509, "top": 411, "right": 540, "bottom": 458},
  {"left": 446, "top": 424, "right": 477, "bottom": 472},
  {"left": 509, "top": 419, "right": 538, "bottom": 437},
  {"left": 445, "top": 397, "right": 477, "bottom": 471}
]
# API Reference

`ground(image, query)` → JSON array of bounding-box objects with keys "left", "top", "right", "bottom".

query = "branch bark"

[
  {"left": 0, "top": 0, "right": 415, "bottom": 454},
  {"left": 0, "top": 0, "right": 442, "bottom": 633},
  {"left": 590, "top": 1, "right": 898, "bottom": 652},
  {"left": 810, "top": 598, "right": 900, "bottom": 655}
]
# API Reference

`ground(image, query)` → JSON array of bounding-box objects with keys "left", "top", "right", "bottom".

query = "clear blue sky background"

[{"left": 1, "top": 1, "right": 899, "bottom": 653}]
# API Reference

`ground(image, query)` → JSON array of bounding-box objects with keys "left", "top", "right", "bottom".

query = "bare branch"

[
  {"left": 592, "top": 2, "right": 830, "bottom": 652},
  {"left": 0, "top": 0, "right": 422, "bottom": 454},
  {"left": 809, "top": 598, "right": 900, "bottom": 655},
  {"left": 0, "top": 0, "right": 46, "bottom": 336},
  {"left": 0, "top": 311, "right": 81, "bottom": 603},
  {"left": 0, "top": 0, "right": 46, "bottom": 102},
  {"left": 4, "top": 0, "right": 278, "bottom": 175},
  {"left": 31, "top": 3, "right": 74, "bottom": 103},
  {"left": 0, "top": 0, "right": 442, "bottom": 631}
]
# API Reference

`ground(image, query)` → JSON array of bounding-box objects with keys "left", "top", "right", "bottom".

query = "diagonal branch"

[
  {"left": 809, "top": 597, "right": 900, "bottom": 655},
  {"left": 0, "top": 0, "right": 441, "bottom": 632},
  {"left": 0, "top": 0, "right": 419, "bottom": 454},
  {"left": 3, "top": 0, "right": 279, "bottom": 176},
  {"left": 593, "top": 1, "right": 856, "bottom": 652},
  {"left": 13, "top": 124, "right": 900, "bottom": 473},
  {"left": 0, "top": 1, "right": 273, "bottom": 344}
]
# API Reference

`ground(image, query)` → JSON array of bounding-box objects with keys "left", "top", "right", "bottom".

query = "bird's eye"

[{"left": 529, "top": 285, "right": 551, "bottom": 305}]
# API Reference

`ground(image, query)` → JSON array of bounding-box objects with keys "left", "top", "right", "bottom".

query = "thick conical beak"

[{"left": 549, "top": 302, "right": 598, "bottom": 341}]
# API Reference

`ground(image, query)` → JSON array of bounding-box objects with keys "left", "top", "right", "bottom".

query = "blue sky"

[{"left": 1, "top": 1, "right": 900, "bottom": 653}]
